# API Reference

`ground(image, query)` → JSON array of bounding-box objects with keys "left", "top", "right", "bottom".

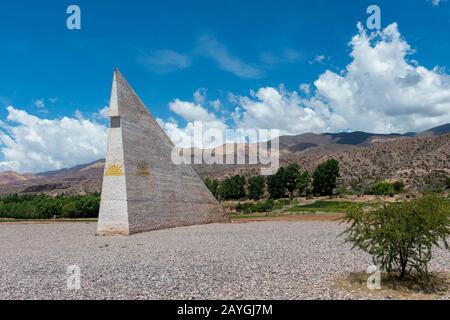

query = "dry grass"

[{"left": 337, "top": 271, "right": 450, "bottom": 300}]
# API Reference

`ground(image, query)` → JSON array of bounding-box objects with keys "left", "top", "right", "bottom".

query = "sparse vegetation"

[
  {"left": 289, "top": 200, "right": 359, "bottom": 213},
  {"left": 342, "top": 194, "right": 450, "bottom": 279},
  {"left": 236, "top": 199, "right": 274, "bottom": 214}
]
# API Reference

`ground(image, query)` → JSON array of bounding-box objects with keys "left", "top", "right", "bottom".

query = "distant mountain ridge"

[{"left": 0, "top": 123, "right": 448, "bottom": 195}]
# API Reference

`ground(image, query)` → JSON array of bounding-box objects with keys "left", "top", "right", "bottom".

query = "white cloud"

[
  {"left": 169, "top": 99, "right": 217, "bottom": 122},
  {"left": 139, "top": 49, "right": 191, "bottom": 74},
  {"left": 193, "top": 88, "right": 207, "bottom": 105},
  {"left": 210, "top": 99, "right": 222, "bottom": 112},
  {"left": 162, "top": 22, "right": 450, "bottom": 140},
  {"left": 431, "top": 0, "right": 447, "bottom": 6},
  {"left": 309, "top": 55, "right": 327, "bottom": 65},
  {"left": 299, "top": 84, "right": 311, "bottom": 95},
  {"left": 161, "top": 93, "right": 229, "bottom": 148},
  {"left": 0, "top": 107, "right": 107, "bottom": 173},
  {"left": 313, "top": 22, "right": 450, "bottom": 133},
  {"left": 94, "top": 106, "right": 109, "bottom": 120},
  {"left": 197, "top": 35, "right": 263, "bottom": 79},
  {"left": 233, "top": 86, "right": 331, "bottom": 135},
  {"left": 34, "top": 98, "right": 48, "bottom": 114},
  {"left": 260, "top": 48, "right": 301, "bottom": 65},
  {"left": 3, "top": 22, "right": 450, "bottom": 173},
  {"left": 34, "top": 99, "right": 45, "bottom": 109}
]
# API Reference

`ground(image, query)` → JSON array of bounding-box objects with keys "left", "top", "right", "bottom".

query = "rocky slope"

[{"left": 0, "top": 125, "right": 448, "bottom": 195}]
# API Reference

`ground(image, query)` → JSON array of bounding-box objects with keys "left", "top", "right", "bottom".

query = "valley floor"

[{"left": 0, "top": 221, "right": 448, "bottom": 300}]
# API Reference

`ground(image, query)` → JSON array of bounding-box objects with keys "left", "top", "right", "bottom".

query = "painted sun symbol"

[
  {"left": 105, "top": 164, "right": 124, "bottom": 177},
  {"left": 137, "top": 162, "right": 150, "bottom": 176}
]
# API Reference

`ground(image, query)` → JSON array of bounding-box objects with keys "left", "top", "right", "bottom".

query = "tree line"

[
  {"left": 0, "top": 193, "right": 100, "bottom": 219},
  {"left": 205, "top": 159, "right": 340, "bottom": 201}
]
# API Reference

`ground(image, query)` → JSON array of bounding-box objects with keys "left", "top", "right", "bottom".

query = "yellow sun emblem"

[
  {"left": 136, "top": 162, "right": 150, "bottom": 177},
  {"left": 105, "top": 164, "right": 124, "bottom": 177}
]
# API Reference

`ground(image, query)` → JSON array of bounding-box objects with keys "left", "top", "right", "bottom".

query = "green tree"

[
  {"left": 267, "top": 168, "right": 287, "bottom": 199},
  {"left": 342, "top": 194, "right": 450, "bottom": 279},
  {"left": 75, "top": 195, "right": 100, "bottom": 218},
  {"left": 217, "top": 175, "right": 247, "bottom": 200},
  {"left": 247, "top": 176, "right": 266, "bottom": 200},
  {"left": 296, "top": 172, "right": 311, "bottom": 196},
  {"left": 284, "top": 164, "right": 301, "bottom": 196},
  {"left": 204, "top": 178, "right": 220, "bottom": 198},
  {"left": 37, "top": 200, "right": 62, "bottom": 219},
  {"left": 312, "top": 159, "right": 340, "bottom": 196},
  {"left": 62, "top": 201, "right": 79, "bottom": 218}
]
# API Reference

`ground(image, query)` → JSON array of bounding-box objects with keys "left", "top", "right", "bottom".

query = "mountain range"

[{"left": 0, "top": 124, "right": 449, "bottom": 195}]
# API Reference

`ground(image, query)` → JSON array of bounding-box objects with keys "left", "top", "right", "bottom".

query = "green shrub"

[
  {"left": 342, "top": 194, "right": 450, "bottom": 279},
  {"left": 254, "top": 199, "right": 274, "bottom": 212},
  {"left": 445, "top": 177, "right": 450, "bottom": 190},
  {"left": 204, "top": 178, "right": 220, "bottom": 198},
  {"left": 372, "top": 181, "right": 395, "bottom": 196},
  {"left": 62, "top": 201, "right": 79, "bottom": 218},
  {"left": 235, "top": 199, "right": 274, "bottom": 214},
  {"left": 393, "top": 181, "right": 405, "bottom": 192},
  {"left": 371, "top": 181, "right": 404, "bottom": 196}
]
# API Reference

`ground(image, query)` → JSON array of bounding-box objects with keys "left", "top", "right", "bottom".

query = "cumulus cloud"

[
  {"left": 161, "top": 22, "right": 450, "bottom": 142},
  {"left": 3, "top": 22, "right": 450, "bottom": 173},
  {"left": 94, "top": 106, "right": 109, "bottom": 120},
  {"left": 232, "top": 86, "right": 330, "bottom": 134},
  {"left": 313, "top": 22, "right": 450, "bottom": 133},
  {"left": 160, "top": 92, "right": 228, "bottom": 148},
  {"left": 0, "top": 107, "right": 107, "bottom": 173}
]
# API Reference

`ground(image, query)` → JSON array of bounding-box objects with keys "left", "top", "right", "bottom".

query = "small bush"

[
  {"left": 372, "top": 181, "right": 403, "bottom": 196},
  {"left": 342, "top": 194, "right": 450, "bottom": 279},
  {"left": 235, "top": 199, "right": 274, "bottom": 214},
  {"left": 445, "top": 177, "right": 450, "bottom": 190}
]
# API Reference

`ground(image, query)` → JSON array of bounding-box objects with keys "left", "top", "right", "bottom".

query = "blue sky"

[{"left": 0, "top": 0, "right": 449, "bottom": 172}]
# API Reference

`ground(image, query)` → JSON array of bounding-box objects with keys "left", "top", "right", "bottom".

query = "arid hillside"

[{"left": 0, "top": 130, "right": 448, "bottom": 196}]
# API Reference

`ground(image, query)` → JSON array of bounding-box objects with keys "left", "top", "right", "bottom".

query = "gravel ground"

[{"left": 0, "top": 221, "right": 448, "bottom": 300}]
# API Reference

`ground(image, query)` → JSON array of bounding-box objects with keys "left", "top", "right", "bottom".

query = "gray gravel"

[{"left": 0, "top": 221, "right": 448, "bottom": 300}]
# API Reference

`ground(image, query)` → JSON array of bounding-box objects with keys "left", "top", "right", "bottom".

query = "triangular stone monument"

[{"left": 97, "top": 69, "right": 228, "bottom": 235}]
